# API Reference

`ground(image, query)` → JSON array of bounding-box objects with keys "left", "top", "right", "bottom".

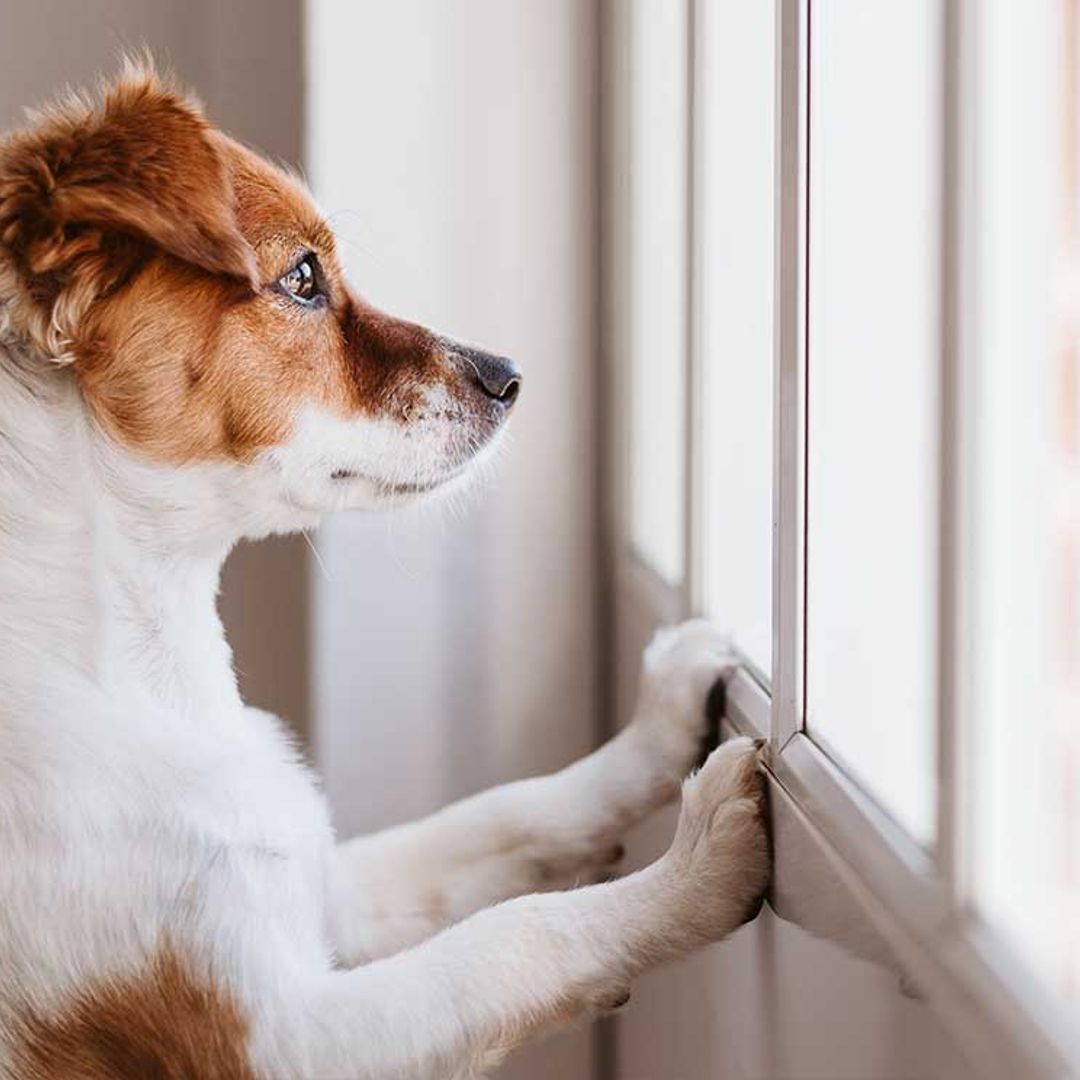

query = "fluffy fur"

[{"left": 0, "top": 65, "right": 770, "bottom": 1078}]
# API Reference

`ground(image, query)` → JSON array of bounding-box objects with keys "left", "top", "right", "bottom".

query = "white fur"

[
  {"left": 270, "top": 396, "right": 505, "bottom": 515},
  {"left": 0, "top": 332, "right": 769, "bottom": 1078}
]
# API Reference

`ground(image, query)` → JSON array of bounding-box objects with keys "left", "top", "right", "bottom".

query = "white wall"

[{"left": 305, "top": 3, "right": 600, "bottom": 1078}]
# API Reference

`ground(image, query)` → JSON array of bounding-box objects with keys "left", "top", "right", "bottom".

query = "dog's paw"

[
  {"left": 630, "top": 619, "right": 739, "bottom": 781},
  {"left": 660, "top": 737, "right": 771, "bottom": 941}
]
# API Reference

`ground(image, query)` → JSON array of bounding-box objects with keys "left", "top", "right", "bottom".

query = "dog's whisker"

[{"left": 299, "top": 527, "right": 331, "bottom": 583}]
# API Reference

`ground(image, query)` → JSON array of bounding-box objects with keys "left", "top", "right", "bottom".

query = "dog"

[{"left": 0, "top": 64, "right": 770, "bottom": 1079}]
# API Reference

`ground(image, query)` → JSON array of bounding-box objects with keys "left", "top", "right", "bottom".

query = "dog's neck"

[{"left": 0, "top": 340, "right": 250, "bottom": 725}]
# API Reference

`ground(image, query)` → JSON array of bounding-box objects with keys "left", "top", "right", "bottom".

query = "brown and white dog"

[{"left": 0, "top": 65, "right": 770, "bottom": 1079}]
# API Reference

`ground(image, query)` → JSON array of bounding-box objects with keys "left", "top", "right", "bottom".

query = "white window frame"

[{"left": 606, "top": 1, "right": 1080, "bottom": 1075}]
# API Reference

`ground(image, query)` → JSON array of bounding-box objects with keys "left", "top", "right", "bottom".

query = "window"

[
  {"left": 625, "top": 0, "right": 775, "bottom": 668},
  {"left": 613, "top": 0, "right": 1080, "bottom": 1071},
  {"left": 698, "top": 0, "right": 775, "bottom": 680},
  {"left": 627, "top": 0, "right": 688, "bottom": 587},
  {"left": 805, "top": 0, "right": 942, "bottom": 843},
  {"left": 968, "top": 0, "right": 1080, "bottom": 1003}
]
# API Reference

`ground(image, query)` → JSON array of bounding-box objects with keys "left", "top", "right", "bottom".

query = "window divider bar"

[
  {"left": 936, "top": 0, "right": 966, "bottom": 899},
  {"left": 683, "top": 0, "right": 704, "bottom": 615},
  {"left": 772, "top": 0, "right": 806, "bottom": 747}
]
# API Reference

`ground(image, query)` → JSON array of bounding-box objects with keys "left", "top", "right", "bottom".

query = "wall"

[{"left": 305, "top": 3, "right": 601, "bottom": 1078}]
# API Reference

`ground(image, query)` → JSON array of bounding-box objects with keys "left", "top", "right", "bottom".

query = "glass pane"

[
  {"left": 700, "top": 0, "right": 775, "bottom": 679},
  {"left": 629, "top": 0, "right": 688, "bottom": 585},
  {"left": 970, "top": 0, "right": 1079, "bottom": 1004},
  {"left": 805, "top": 1, "right": 941, "bottom": 843}
]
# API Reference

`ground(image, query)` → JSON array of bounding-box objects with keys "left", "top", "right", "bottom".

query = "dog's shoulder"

[{"left": 0, "top": 695, "right": 330, "bottom": 847}]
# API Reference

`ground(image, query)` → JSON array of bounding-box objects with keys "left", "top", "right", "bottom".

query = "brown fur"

[
  {"left": 0, "top": 65, "right": 255, "bottom": 358},
  {"left": 0, "top": 64, "right": 472, "bottom": 465},
  {"left": 13, "top": 946, "right": 254, "bottom": 1079}
]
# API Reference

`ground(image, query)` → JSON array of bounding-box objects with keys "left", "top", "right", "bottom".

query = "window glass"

[
  {"left": 628, "top": 0, "right": 688, "bottom": 585},
  {"left": 805, "top": 1, "right": 941, "bottom": 843},
  {"left": 699, "top": 0, "right": 775, "bottom": 679},
  {"left": 969, "top": 0, "right": 1079, "bottom": 1002}
]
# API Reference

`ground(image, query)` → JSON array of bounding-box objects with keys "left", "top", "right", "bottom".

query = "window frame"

[{"left": 607, "top": 0, "right": 1080, "bottom": 1074}]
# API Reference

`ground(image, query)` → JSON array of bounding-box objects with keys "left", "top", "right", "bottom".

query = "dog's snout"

[{"left": 456, "top": 348, "right": 522, "bottom": 408}]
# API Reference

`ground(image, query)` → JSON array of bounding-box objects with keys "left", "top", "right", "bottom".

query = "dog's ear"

[{"left": 0, "top": 64, "right": 256, "bottom": 354}]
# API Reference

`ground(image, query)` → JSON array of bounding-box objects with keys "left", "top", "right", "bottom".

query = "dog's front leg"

[
  {"left": 271, "top": 738, "right": 768, "bottom": 1080},
  {"left": 329, "top": 619, "right": 739, "bottom": 965}
]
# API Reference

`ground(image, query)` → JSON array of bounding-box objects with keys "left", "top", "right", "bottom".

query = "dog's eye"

[{"left": 279, "top": 257, "right": 320, "bottom": 303}]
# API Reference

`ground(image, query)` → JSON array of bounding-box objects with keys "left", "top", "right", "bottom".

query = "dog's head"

[{"left": 0, "top": 65, "right": 519, "bottom": 526}]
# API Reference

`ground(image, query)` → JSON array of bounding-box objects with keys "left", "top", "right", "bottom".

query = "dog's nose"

[{"left": 460, "top": 349, "right": 522, "bottom": 408}]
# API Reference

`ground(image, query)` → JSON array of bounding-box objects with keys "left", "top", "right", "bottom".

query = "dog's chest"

[{"left": 172, "top": 717, "right": 333, "bottom": 865}]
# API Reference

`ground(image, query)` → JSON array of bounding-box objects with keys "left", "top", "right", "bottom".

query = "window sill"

[{"left": 723, "top": 670, "right": 1079, "bottom": 1079}]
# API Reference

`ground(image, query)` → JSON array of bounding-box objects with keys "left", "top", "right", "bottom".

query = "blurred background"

[{"left": 1, "top": 2, "right": 1076, "bottom": 1079}]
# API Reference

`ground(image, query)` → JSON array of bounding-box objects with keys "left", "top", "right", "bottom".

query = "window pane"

[
  {"left": 629, "top": 0, "right": 687, "bottom": 585},
  {"left": 700, "top": 0, "right": 775, "bottom": 679},
  {"left": 805, "top": 1, "right": 941, "bottom": 843},
  {"left": 970, "top": 0, "right": 1079, "bottom": 1004}
]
